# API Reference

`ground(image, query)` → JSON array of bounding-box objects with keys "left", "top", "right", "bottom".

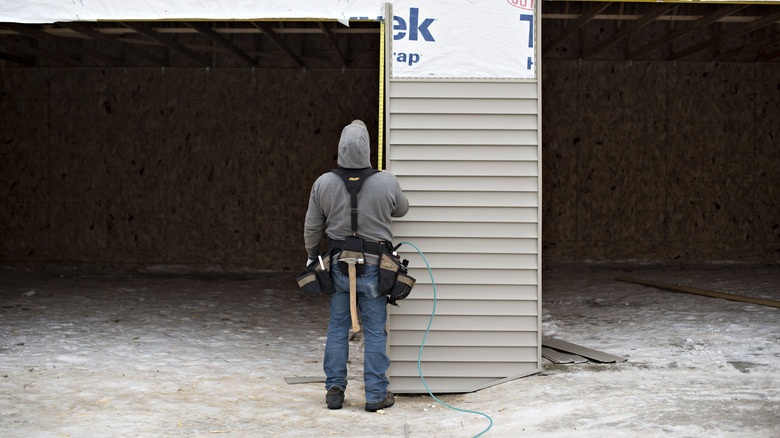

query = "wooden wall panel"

[
  {"left": 1, "top": 72, "right": 51, "bottom": 260},
  {"left": 2, "top": 59, "right": 777, "bottom": 267},
  {"left": 754, "top": 64, "right": 780, "bottom": 258},
  {"left": 0, "top": 68, "right": 378, "bottom": 269},
  {"left": 542, "top": 60, "right": 780, "bottom": 263}
]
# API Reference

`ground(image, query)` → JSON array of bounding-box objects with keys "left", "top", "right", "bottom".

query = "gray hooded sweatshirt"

[{"left": 304, "top": 121, "right": 409, "bottom": 263}]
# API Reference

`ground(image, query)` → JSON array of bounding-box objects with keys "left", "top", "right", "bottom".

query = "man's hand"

[{"left": 306, "top": 258, "right": 315, "bottom": 268}]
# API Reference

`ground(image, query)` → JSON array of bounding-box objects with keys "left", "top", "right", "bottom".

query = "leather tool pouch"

[
  {"left": 379, "top": 248, "right": 415, "bottom": 306},
  {"left": 336, "top": 236, "right": 365, "bottom": 276},
  {"left": 296, "top": 252, "right": 335, "bottom": 297},
  {"left": 388, "top": 270, "right": 415, "bottom": 305}
]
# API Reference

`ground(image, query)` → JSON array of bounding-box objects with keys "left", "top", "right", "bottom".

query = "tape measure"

[{"left": 378, "top": 17, "right": 385, "bottom": 171}]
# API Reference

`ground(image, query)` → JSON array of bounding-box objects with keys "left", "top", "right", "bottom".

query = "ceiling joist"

[
  {"left": 759, "top": 46, "right": 780, "bottom": 60},
  {"left": 318, "top": 22, "right": 349, "bottom": 68},
  {"left": 122, "top": 21, "right": 211, "bottom": 67},
  {"left": 251, "top": 21, "right": 307, "bottom": 69},
  {"left": 57, "top": 21, "right": 167, "bottom": 66},
  {"left": 2, "top": 39, "right": 81, "bottom": 66},
  {"left": 581, "top": 4, "right": 675, "bottom": 59},
  {"left": 0, "top": 50, "right": 34, "bottom": 66},
  {"left": 544, "top": 2, "right": 613, "bottom": 55},
  {"left": 715, "top": 30, "right": 780, "bottom": 60},
  {"left": 671, "top": 8, "right": 780, "bottom": 60},
  {"left": 187, "top": 22, "right": 256, "bottom": 67},
  {"left": 2, "top": 21, "right": 122, "bottom": 65},
  {"left": 629, "top": 4, "right": 747, "bottom": 59}
]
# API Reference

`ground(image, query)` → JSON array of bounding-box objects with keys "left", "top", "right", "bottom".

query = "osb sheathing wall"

[
  {"left": 542, "top": 60, "right": 780, "bottom": 263},
  {"left": 1, "top": 69, "right": 379, "bottom": 269},
  {"left": 2, "top": 62, "right": 779, "bottom": 269}
]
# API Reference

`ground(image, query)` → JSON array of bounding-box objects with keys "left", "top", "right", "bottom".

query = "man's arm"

[
  {"left": 391, "top": 178, "right": 410, "bottom": 218},
  {"left": 303, "top": 185, "right": 326, "bottom": 258}
]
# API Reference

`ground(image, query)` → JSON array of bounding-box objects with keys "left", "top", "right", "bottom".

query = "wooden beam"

[
  {"left": 716, "top": 31, "right": 779, "bottom": 61},
  {"left": 2, "top": 39, "right": 81, "bottom": 66},
  {"left": 122, "top": 22, "right": 210, "bottom": 66},
  {"left": 616, "top": 277, "right": 780, "bottom": 308},
  {"left": 58, "top": 21, "right": 167, "bottom": 66},
  {"left": 671, "top": 9, "right": 780, "bottom": 60},
  {"left": 252, "top": 21, "right": 307, "bottom": 69},
  {"left": 0, "top": 50, "right": 35, "bottom": 66},
  {"left": 187, "top": 22, "right": 256, "bottom": 66},
  {"left": 581, "top": 4, "right": 674, "bottom": 59},
  {"left": 544, "top": 2, "right": 612, "bottom": 55},
  {"left": 629, "top": 4, "right": 746, "bottom": 59},
  {"left": 759, "top": 45, "right": 780, "bottom": 61},
  {"left": 1, "top": 22, "right": 122, "bottom": 65},
  {"left": 318, "top": 22, "right": 349, "bottom": 68}
]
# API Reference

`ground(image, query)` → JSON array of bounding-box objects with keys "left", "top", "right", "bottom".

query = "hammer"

[{"left": 339, "top": 256, "right": 364, "bottom": 334}]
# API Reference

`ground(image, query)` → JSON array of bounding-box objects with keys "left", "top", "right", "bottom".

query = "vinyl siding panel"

[
  {"left": 399, "top": 176, "right": 538, "bottom": 191},
  {"left": 388, "top": 315, "right": 539, "bottom": 332},
  {"left": 402, "top": 253, "right": 538, "bottom": 270},
  {"left": 390, "top": 129, "right": 538, "bottom": 146},
  {"left": 405, "top": 268, "right": 537, "bottom": 285},
  {"left": 391, "top": 145, "right": 538, "bottom": 161},
  {"left": 392, "top": 160, "right": 538, "bottom": 176},
  {"left": 387, "top": 79, "right": 541, "bottom": 393},
  {"left": 407, "top": 284, "right": 539, "bottom": 301},
  {"left": 392, "top": 221, "right": 537, "bottom": 238},
  {"left": 394, "top": 237, "right": 537, "bottom": 254},
  {"left": 392, "top": 330, "right": 539, "bottom": 347},
  {"left": 390, "top": 98, "right": 538, "bottom": 115},
  {"left": 389, "top": 373, "right": 538, "bottom": 394},
  {"left": 389, "top": 113, "right": 538, "bottom": 130},
  {"left": 388, "top": 81, "right": 538, "bottom": 99},
  {"left": 403, "top": 206, "right": 537, "bottom": 223},
  {"left": 397, "top": 299, "right": 538, "bottom": 316},
  {"left": 390, "top": 361, "right": 538, "bottom": 378},
  {"left": 406, "top": 191, "right": 538, "bottom": 208}
]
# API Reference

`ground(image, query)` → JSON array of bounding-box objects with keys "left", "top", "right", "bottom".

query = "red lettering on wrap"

[{"left": 507, "top": 0, "right": 534, "bottom": 11}]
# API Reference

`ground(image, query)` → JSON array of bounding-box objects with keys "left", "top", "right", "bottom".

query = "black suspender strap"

[
  {"left": 331, "top": 168, "right": 380, "bottom": 236},
  {"left": 349, "top": 184, "right": 359, "bottom": 234}
]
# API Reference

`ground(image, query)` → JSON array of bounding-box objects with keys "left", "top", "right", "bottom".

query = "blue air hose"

[{"left": 398, "top": 241, "right": 493, "bottom": 437}]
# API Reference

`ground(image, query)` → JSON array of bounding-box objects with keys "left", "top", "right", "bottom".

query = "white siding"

[{"left": 387, "top": 79, "right": 542, "bottom": 394}]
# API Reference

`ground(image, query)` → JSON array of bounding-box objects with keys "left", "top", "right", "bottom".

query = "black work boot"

[
  {"left": 326, "top": 386, "right": 344, "bottom": 410},
  {"left": 365, "top": 392, "right": 395, "bottom": 412}
]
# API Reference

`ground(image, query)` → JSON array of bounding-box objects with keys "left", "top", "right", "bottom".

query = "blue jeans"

[{"left": 324, "top": 263, "right": 389, "bottom": 404}]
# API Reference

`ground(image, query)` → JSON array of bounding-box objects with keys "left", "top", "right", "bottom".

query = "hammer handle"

[{"left": 348, "top": 264, "right": 360, "bottom": 333}]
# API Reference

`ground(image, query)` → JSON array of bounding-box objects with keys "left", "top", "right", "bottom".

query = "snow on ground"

[{"left": 0, "top": 263, "right": 778, "bottom": 438}]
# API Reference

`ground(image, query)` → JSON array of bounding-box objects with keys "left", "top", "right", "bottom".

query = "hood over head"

[{"left": 337, "top": 120, "right": 371, "bottom": 169}]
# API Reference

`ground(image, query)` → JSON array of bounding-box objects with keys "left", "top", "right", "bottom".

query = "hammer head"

[{"left": 339, "top": 257, "right": 364, "bottom": 265}]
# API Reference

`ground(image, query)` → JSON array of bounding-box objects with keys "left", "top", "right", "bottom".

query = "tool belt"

[
  {"left": 378, "top": 242, "right": 415, "bottom": 306},
  {"left": 328, "top": 239, "right": 384, "bottom": 256},
  {"left": 297, "top": 167, "right": 414, "bottom": 304},
  {"left": 296, "top": 239, "right": 415, "bottom": 304},
  {"left": 296, "top": 252, "right": 335, "bottom": 298}
]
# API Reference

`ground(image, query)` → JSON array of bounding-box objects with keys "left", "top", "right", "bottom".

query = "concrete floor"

[{"left": 1, "top": 263, "right": 778, "bottom": 437}]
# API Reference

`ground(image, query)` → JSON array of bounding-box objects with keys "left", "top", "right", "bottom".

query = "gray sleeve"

[
  {"left": 391, "top": 176, "right": 410, "bottom": 218},
  {"left": 303, "top": 182, "right": 326, "bottom": 258}
]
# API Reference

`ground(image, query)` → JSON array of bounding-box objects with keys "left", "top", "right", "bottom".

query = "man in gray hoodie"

[{"left": 304, "top": 120, "right": 409, "bottom": 412}]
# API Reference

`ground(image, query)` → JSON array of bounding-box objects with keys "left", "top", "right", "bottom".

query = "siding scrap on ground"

[{"left": 542, "top": 337, "right": 627, "bottom": 364}]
